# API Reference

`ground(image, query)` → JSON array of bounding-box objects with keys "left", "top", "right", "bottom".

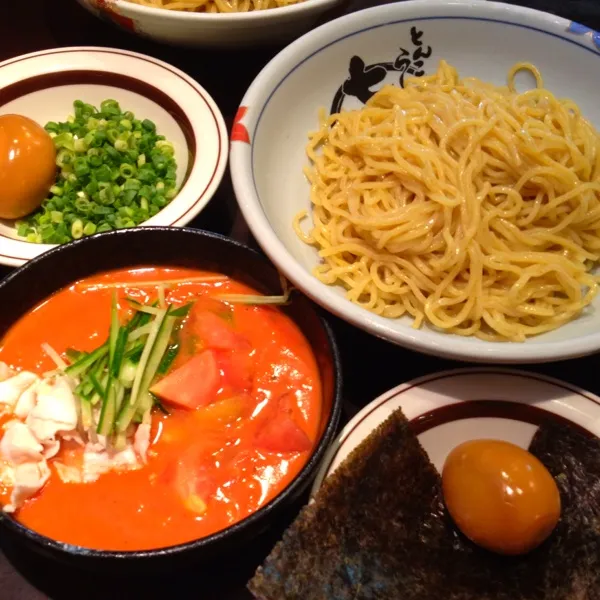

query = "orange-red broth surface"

[{"left": 0, "top": 267, "right": 322, "bottom": 550}]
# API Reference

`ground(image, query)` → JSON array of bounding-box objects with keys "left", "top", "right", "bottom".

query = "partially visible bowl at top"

[
  {"left": 0, "top": 47, "right": 228, "bottom": 267},
  {"left": 76, "top": 0, "right": 346, "bottom": 48},
  {"left": 230, "top": 0, "right": 600, "bottom": 364}
]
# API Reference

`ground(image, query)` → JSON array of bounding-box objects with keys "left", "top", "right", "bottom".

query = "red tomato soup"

[{"left": 0, "top": 267, "right": 322, "bottom": 551}]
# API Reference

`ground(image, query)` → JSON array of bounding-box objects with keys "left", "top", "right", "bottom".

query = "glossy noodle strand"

[
  {"left": 126, "top": 0, "right": 304, "bottom": 13},
  {"left": 296, "top": 61, "right": 600, "bottom": 341}
]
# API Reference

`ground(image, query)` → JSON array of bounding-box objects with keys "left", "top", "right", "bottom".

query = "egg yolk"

[
  {"left": 0, "top": 114, "right": 56, "bottom": 220},
  {"left": 442, "top": 439, "right": 561, "bottom": 555}
]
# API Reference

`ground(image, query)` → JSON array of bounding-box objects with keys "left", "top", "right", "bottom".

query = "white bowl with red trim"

[
  {"left": 76, "top": 0, "right": 345, "bottom": 48},
  {"left": 0, "top": 47, "right": 228, "bottom": 268},
  {"left": 230, "top": 0, "right": 600, "bottom": 363}
]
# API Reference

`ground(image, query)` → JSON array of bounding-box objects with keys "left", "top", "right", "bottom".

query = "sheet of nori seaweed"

[
  {"left": 248, "top": 409, "right": 600, "bottom": 600},
  {"left": 527, "top": 420, "right": 600, "bottom": 599},
  {"left": 248, "top": 409, "right": 452, "bottom": 600}
]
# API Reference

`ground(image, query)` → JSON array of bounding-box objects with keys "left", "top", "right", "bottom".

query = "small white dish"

[
  {"left": 311, "top": 368, "right": 600, "bottom": 497},
  {"left": 76, "top": 0, "right": 345, "bottom": 48},
  {"left": 0, "top": 47, "right": 228, "bottom": 267},
  {"left": 230, "top": 0, "right": 600, "bottom": 363}
]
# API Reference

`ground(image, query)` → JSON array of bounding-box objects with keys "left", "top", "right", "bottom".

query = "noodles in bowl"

[
  {"left": 125, "top": 0, "right": 304, "bottom": 12},
  {"left": 296, "top": 61, "right": 600, "bottom": 342},
  {"left": 77, "top": 0, "right": 344, "bottom": 46}
]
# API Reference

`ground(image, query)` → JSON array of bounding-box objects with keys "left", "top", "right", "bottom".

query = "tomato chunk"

[
  {"left": 255, "top": 411, "right": 312, "bottom": 453},
  {"left": 217, "top": 350, "right": 255, "bottom": 392},
  {"left": 278, "top": 391, "right": 297, "bottom": 415},
  {"left": 150, "top": 350, "right": 220, "bottom": 410},
  {"left": 179, "top": 466, "right": 216, "bottom": 515},
  {"left": 197, "top": 394, "right": 251, "bottom": 426},
  {"left": 192, "top": 310, "right": 250, "bottom": 352},
  {"left": 193, "top": 296, "right": 231, "bottom": 315},
  {"left": 161, "top": 452, "right": 217, "bottom": 515}
]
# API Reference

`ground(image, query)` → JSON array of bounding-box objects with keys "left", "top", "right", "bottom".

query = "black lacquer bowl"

[{"left": 0, "top": 227, "right": 343, "bottom": 572}]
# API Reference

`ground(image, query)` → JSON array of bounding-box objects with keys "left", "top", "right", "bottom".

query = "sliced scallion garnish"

[
  {"left": 41, "top": 343, "right": 69, "bottom": 370},
  {"left": 214, "top": 293, "right": 291, "bottom": 305},
  {"left": 77, "top": 276, "right": 227, "bottom": 292},
  {"left": 215, "top": 275, "right": 292, "bottom": 306}
]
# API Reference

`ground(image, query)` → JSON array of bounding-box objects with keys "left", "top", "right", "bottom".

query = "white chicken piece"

[
  {"left": 13, "top": 382, "right": 39, "bottom": 420},
  {"left": 134, "top": 423, "right": 151, "bottom": 463},
  {"left": 61, "top": 432, "right": 85, "bottom": 446},
  {"left": 85, "top": 441, "right": 106, "bottom": 454},
  {"left": 0, "top": 421, "right": 44, "bottom": 464},
  {"left": 0, "top": 371, "right": 39, "bottom": 411},
  {"left": 82, "top": 445, "right": 140, "bottom": 483},
  {"left": 42, "top": 440, "right": 60, "bottom": 459},
  {"left": 4, "top": 460, "right": 50, "bottom": 513},
  {"left": 0, "top": 362, "right": 13, "bottom": 382},
  {"left": 26, "top": 376, "right": 78, "bottom": 446},
  {"left": 0, "top": 464, "right": 14, "bottom": 488},
  {"left": 53, "top": 461, "right": 82, "bottom": 484}
]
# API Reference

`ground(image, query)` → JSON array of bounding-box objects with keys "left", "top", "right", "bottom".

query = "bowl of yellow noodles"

[
  {"left": 230, "top": 0, "right": 600, "bottom": 363},
  {"left": 76, "top": 0, "right": 344, "bottom": 47}
]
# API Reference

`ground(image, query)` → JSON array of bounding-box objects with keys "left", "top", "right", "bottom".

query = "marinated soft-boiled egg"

[
  {"left": 0, "top": 115, "right": 56, "bottom": 220},
  {"left": 442, "top": 439, "right": 561, "bottom": 555}
]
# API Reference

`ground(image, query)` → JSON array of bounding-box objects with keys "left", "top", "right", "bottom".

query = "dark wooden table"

[{"left": 2, "top": 0, "right": 600, "bottom": 598}]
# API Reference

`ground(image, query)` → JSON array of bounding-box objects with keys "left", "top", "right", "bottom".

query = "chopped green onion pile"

[
  {"left": 64, "top": 295, "right": 191, "bottom": 449},
  {"left": 17, "top": 99, "right": 178, "bottom": 245}
]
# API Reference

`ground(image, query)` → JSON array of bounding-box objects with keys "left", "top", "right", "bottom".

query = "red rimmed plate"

[
  {"left": 0, "top": 47, "right": 228, "bottom": 267},
  {"left": 311, "top": 368, "right": 600, "bottom": 496}
]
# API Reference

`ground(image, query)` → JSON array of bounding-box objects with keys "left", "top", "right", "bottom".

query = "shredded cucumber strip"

[
  {"left": 81, "top": 398, "right": 93, "bottom": 431},
  {"left": 129, "top": 323, "right": 154, "bottom": 341},
  {"left": 64, "top": 295, "right": 188, "bottom": 446},
  {"left": 116, "top": 308, "right": 175, "bottom": 432},
  {"left": 108, "top": 292, "right": 119, "bottom": 366},
  {"left": 97, "top": 380, "right": 116, "bottom": 436},
  {"left": 127, "top": 307, "right": 167, "bottom": 409},
  {"left": 157, "top": 285, "right": 166, "bottom": 309},
  {"left": 126, "top": 298, "right": 163, "bottom": 316},
  {"left": 65, "top": 344, "right": 108, "bottom": 377}
]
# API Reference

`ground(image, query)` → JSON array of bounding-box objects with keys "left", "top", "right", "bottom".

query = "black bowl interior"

[{"left": 0, "top": 227, "right": 342, "bottom": 570}]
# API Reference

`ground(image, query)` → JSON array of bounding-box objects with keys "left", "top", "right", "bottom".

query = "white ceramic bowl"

[
  {"left": 0, "top": 47, "right": 228, "bottom": 268},
  {"left": 230, "top": 0, "right": 600, "bottom": 364},
  {"left": 76, "top": 0, "right": 345, "bottom": 48}
]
